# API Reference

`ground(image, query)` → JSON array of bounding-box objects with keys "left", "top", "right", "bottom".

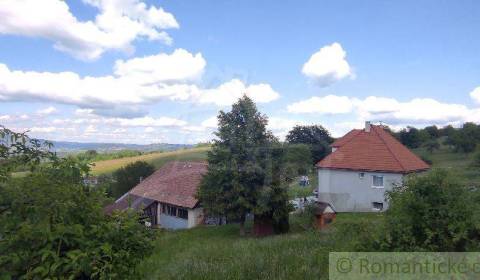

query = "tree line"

[{"left": 392, "top": 123, "right": 480, "bottom": 153}]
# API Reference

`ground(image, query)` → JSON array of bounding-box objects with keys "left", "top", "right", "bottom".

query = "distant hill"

[{"left": 44, "top": 140, "right": 193, "bottom": 153}]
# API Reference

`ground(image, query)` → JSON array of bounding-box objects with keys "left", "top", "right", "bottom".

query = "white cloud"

[
  {"left": 30, "top": 126, "right": 56, "bottom": 133},
  {"left": 287, "top": 95, "right": 354, "bottom": 114},
  {"left": 144, "top": 127, "right": 155, "bottom": 133},
  {"left": 201, "top": 116, "right": 218, "bottom": 128},
  {"left": 288, "top": 94, "right": 472, "bottom": 127},
  {"left": 302, "top": 42, "right": 353, "bottom": 87},
  {"left": 196, "top": 79, "right": 280, "bottom": 106},
  {"left": 0, "top": 49, "right": 279, "bottom": 117},
  {"left": 0, "top": 115, "right": 11, "bottom": 121},
  {"left": 84, "top": 125, "right": 98, "bottom": 134},
  {"left": 36, "top": 106, "right": 57, "bottom": 115},
  {"left": 114, "top": 49, "right": 206, "bottom": 84},
  {"left": 118, "top": 116, "right": 187, "bottom": 127},
  {"left": 0, "top": 0, "right": 178, "bottom": 60},
  {"left": 470, "top": 87, "right": 480, "bottom": 104}
]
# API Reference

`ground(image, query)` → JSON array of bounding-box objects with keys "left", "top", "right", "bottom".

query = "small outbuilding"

[
  {"left": 313, "top": 201, "right": 336, "bottom": 230},
  {"left": 104, "top": 161, "right": 207, "bottom": 229}
]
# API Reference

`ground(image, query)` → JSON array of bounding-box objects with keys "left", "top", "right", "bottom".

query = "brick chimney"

[{"left": 365, "top": 121, "right": 371, "bottom": 132}]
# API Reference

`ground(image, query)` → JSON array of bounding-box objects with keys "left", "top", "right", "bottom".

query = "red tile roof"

[
  {"left": 316, "top": 125, "right": 430, "bottom": 173},
  {"left": 129, "top": 161, "right": 207, "bottom": 209}
]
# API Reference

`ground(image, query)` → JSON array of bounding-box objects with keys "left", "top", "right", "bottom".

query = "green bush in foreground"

[
  {"left": 381, "top": 169, "right": 480, "bottom": 251},
  {"left": 0, "top": 127, "right": 154, "bottom": 279}
]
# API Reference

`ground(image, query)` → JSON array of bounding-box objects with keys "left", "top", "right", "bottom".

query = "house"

[
  {"left": 105, "top": 161, "right": 207, "bottom": 229},
  {"left": 313, "top": 201, "right": 336, "bottom": 230},
  {"left": 316, "top": 122, "right": 430, "bottom": 212}
]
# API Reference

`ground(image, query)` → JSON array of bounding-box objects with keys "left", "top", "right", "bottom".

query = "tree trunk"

[{"left": 239, "top": 215, "right": 246, "bottom": 236}]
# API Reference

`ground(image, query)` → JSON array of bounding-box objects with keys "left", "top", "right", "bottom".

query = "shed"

[{"left": 313, "top": 201, "right": 336, "bottom": 230}]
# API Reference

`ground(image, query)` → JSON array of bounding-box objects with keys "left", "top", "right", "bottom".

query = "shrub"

[
  {"left": 0, "top": 127, "right": 155, "bottom": 279},
  {"left": 380, "top": 170, "right": 480, "bottom": 251}
]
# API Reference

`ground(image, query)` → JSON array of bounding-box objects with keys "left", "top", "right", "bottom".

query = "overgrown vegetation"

[
  {"left": 0, "top": 126, "right": 154, "bottom": 279},
  {"left": 106, "top": 160, "right": 155, "bottom": 199}
]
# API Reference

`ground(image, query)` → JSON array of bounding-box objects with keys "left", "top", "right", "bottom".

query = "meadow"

[
  {"left": 90, "top": 147, "right": 210, "bottom": 175},
  {"left": 136, "top": 213, "right": 382, "bottom": 280}
]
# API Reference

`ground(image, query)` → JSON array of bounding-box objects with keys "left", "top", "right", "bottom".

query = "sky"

[{"left": 0, "top": 0, "right": 479, "bottom": 144}]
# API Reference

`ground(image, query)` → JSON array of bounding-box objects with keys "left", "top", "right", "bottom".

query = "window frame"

[
  {"left": 372, "top": 175, "right": 384, "bottom": 188},
  {"left": 178, "top": 208, "right": 188, "bottom": 220}
]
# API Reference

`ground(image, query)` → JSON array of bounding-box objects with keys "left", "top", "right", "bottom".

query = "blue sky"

[{"left": 0, "top": 0, "right": 479, "bottom": 144}]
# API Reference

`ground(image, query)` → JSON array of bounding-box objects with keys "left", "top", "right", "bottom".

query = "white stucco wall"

[
  {"left": 154, "top": 203, "right": 203, "bottom": 229},
  {"left": 188, "top": 207, "right": 204, "bottom": 228},
  {"left": 317, "top": 168, "right": 403, "bottom": 212}
]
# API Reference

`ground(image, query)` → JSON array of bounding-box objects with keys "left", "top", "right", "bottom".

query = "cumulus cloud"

[
  {"left": 201, "top": 116, "right": 218, "bottom": 128},
  {"left": 30, "top": 126, "right": 57, "bottom": 133},
  {"left": 287, "top": 95, "right": 354, "bottom": 114},
  {"left": 267, "top": 117, "right": 307, "bottom": 140},
  {"left": 302, "top": 43, "right": 353, "bottom": 87},
  {"left": 36, "top": 106, "right": 57, "bottom": 115},
  {"left": 470, "top": 87, "right": 480, "bottom": 104},
  {"left": 288, "top": 94, "right": 472, "bottom": 126},
  {"left": 0, "top": 0, "right": 178, "bottom": 60},
  {"left": 113, "top": 49, "right": 206, "bottom": 84},
  {"left": 118, "top": 116, "right": 187, "bottom": 127},
  {"left": 0, "top": 49, "right": 279, "bottom": 117},
  {"left": 195, "top": 79, "right": 280, "bottom": 106}
]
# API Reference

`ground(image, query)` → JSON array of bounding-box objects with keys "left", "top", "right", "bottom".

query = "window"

[
  {"left": 178, "top": 208, "right": 188, "bottom": 220},
  {"left": 372, "top": 175, "right": 384, "bottom": 188},
  {"left": 372, "top": 202, "right": 383, "bottom": 211},
  {"left": 359, "top": 173, "right": 365, "bottom": 179},
  {"left": 161, "top": 203, "right": 166, "bottom": 213},
  {"left": 167, "top": 205, "right": 177, "bottom": 216}
]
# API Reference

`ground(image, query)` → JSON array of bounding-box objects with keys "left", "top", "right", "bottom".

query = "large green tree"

[
  {"left": 197, "top": 96, "right": 279, "bottom": 235},
  {"left": 285, "top": 125, "right": 333, "bottom": 164}
]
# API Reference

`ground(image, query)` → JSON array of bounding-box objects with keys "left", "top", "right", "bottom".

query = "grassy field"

[
  {"left": 90, "top": 147, "right": 210, "bottom": 175},
  {"left": 136, "top": 213, "right": 382, "bottom": 280},
  {"left": 414, "top": 147, "right": 479, "bottom": 185}
]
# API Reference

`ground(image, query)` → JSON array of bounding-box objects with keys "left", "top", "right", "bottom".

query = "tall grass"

[{"left": 136, "top": 213, "right": 382, "bottom": 280}]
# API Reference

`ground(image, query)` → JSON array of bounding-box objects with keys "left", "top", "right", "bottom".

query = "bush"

[
  {"left": 0, "top": 127, "right": 155, "bottom": 278},
  {"left": 472, "top": 150, "right": 480, "bottom": 167},
  {"left": 379, "top": 170, "right": 480, "bottom": 251}
]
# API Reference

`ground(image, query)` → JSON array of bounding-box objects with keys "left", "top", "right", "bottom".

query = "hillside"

[
  {"left": 91, "top": 146, "right": 210, "bottom": 175},
  {"left": 45, "top": 140, "right": 193, "bottom": 153},
  {"left": 413, "top": 147, "right": 480, "bottom": 186}
]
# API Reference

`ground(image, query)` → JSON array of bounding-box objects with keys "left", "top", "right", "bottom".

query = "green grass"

[
  {"left": 90, "top": 147, "right": 209, "bottom": 175},
  {"left": 136, "top": 213, "right": 382, "bottom": 280},
  {"left": 413, "top": 147, "right": 480, "bottom": 185}
]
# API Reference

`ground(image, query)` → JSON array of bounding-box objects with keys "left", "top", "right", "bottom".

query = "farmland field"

[{"left": 91, "top": 147, "right": 210, "bottom": 175}]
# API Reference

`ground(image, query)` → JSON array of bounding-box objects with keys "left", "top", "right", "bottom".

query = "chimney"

[{"left": 365, "top": 121, "right": 371, "bottom": 132}]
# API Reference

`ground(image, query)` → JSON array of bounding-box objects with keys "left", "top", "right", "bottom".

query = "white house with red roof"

[
  {"left": 105, "top": 161, "right": 207, "bottom": 229},
  {"left": 316, "top": 122, "right": 430, "bottom": 212}
]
